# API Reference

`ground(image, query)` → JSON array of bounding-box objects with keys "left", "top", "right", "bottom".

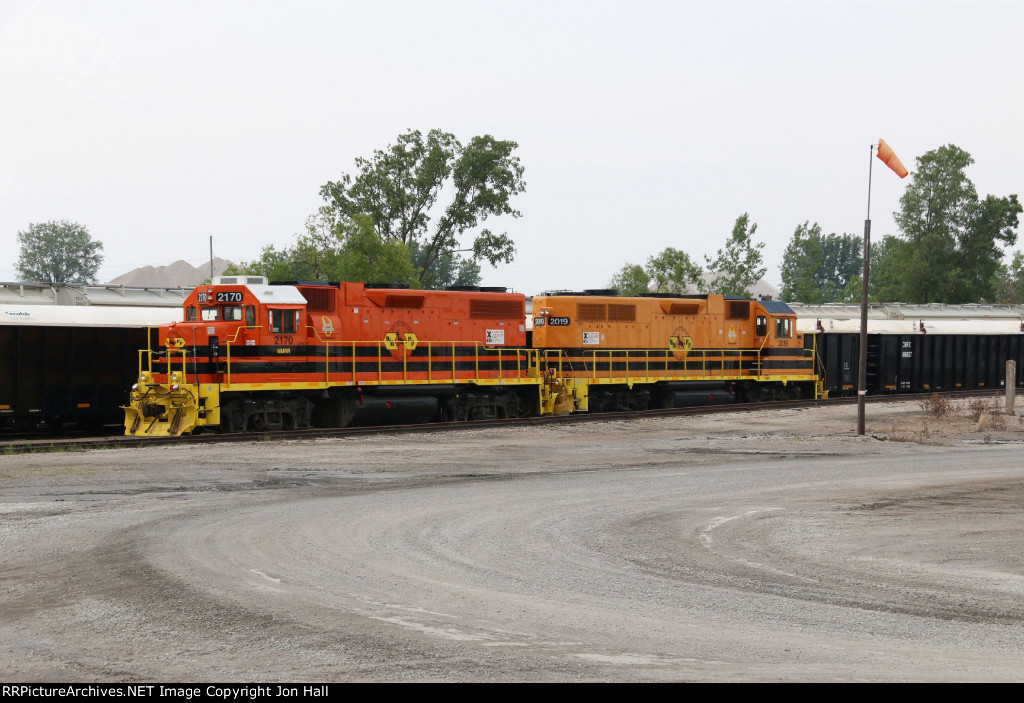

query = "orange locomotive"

[
  {"left": 530, "top": 291, "right": 819, "bottom": 411},
  {"left": 124, "top": 277, "right": 539, "bottom": 435},
  {"left": 124, "top": 279, "right": 822, "bottom": 436}
]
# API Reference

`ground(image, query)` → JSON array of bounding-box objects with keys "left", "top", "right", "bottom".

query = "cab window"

[
  {"left": 201, "top": 307, "right": 219, "bottom": 321},
  {"left": 270, "top": 309, "right": 298, "bottom": 334},
  {"left": 755, "top": 315, "right": 767, "bottom": 336},
  {"left": 185, "top": 306, "right": 196, "bottom": 322},
  {"left": 223, "top": 306, "right": 243, "bottom": 321},
  {"left": 775, "top": 318, "right": 792, "bottom": 338},
  {"left": 245, "top": 305, "right": 256, "bottom": 327}
]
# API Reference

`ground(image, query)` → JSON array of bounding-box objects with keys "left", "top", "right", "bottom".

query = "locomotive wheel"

[{"left": 219, "top": 399, "right": 247, "bottom": 433}]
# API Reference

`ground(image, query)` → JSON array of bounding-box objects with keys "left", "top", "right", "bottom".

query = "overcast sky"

[{"left": 2, "top": 0, "right": 1021, "bottom": 296}]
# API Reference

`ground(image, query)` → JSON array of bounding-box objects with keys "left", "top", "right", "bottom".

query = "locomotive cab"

[
  {"left": 125, "top": 276, "right": 315, "bottom": 435},
  {"left": 182, "top": 278, "right": 311, "bottom": 353},
  {"left": 745, "top": 299, "right": 815, "bottom": 400},
  {"left": 752, "top": 301, "right": 801, "bottom": 355}
]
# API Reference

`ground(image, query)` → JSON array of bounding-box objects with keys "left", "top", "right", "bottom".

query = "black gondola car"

[
  {"left": 0, "top": 305, "right": 179, "bottom": 430},
  {"left": 811, "top": 332, "right": 1024, "bottom": 397}
]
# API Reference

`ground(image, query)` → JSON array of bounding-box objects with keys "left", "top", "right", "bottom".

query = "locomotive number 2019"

[{"left": 547, "top": 317, "right": 571, "bottom": 326}]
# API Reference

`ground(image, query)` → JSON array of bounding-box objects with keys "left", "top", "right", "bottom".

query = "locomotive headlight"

[
  {"left": 131, "top": 383, "right": 138, "bottom": 391},
  {"left": 171, "top": 372, "right": 180, "bottom": 382}
]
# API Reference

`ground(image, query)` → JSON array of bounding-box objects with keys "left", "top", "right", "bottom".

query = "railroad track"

[{"left": 0, "top": 390, "right": 1008, "bottom": 455}]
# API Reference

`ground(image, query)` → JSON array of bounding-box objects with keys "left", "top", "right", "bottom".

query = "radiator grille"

[
  {"left": 607, "top": 304, "right": 636, "bottom": 322},
  {"left": 470, "top": 299, "right": 523, "bottom": 319},
  {"left": 300, "top": 287, "right": 335, "bottom": 313},
  {"left": 577, "top": 303, "right": 606, "bottom": 321},
  {"left": 385, "top": 295, "right": 425, "bottom": 308},
  {"left": 727, "top": 301, "right": 750, "bottom": 319}
]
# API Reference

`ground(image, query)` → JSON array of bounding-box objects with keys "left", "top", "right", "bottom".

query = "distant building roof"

[{"left": 0, "top": 282, "right": 189, "bottom": 307}]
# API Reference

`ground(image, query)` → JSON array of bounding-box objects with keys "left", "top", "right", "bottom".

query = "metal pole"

[
  {"left": 1006, "top": 360, "right": 1016, "bottom": 416},
  {"left": 210, "top": 236, "right": 214, "bottom": 280},
  {"left": 858, "top": 144, "right": 875, "bottom": 435}
]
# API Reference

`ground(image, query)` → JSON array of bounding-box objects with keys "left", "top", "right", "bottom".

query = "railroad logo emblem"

[
  {"left": 668, "top": 334, "right": 693, "bottom": 357},
  {"left": 321, "top": 316, "right": 334, "bottom": 335},
  {"left": 384, "top": 321, "right": 418, "bottom": 359},
  {"left": 383, "top": 332, "right": 418, "bottom": 351},
  {"left": 728, "top": 325, "right": 738, "bottom": 344},
  {"left": 165, "top": 337, "right": 186, "bottom": 348},
  {"left": 669, "top": 326, "right": 694, "bottom": 360}
]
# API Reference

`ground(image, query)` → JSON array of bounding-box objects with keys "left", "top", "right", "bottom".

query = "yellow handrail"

[{"left": 573, "top": 346, "right": 815, "bottom": 380}]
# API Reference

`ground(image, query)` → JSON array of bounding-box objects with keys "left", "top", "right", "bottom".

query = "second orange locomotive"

[
  {"left": 124, "top": 278, "right": 820, "bottom": 435},
  {"left": 532, "top": 290, "right": 818, "bottom": 412}
]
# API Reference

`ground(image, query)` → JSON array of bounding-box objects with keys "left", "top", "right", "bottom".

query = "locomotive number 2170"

[{"left": 197, "top": 291, "right": 243, "bottom": 303}]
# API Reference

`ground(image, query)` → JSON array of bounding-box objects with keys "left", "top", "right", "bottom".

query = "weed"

[
  {"left": 921, "top": 393, "right": 951, "bottom": 418},
  {"left": 976, "top": 411, "right": 1008, "bottom": 432},
  {"left": 965, "top": 396, "right": 998, "bottom": 421}
]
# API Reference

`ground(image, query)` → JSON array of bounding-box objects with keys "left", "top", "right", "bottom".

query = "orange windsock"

[{"left": 877, "top": 139, "right": 908, "bottom": 178}]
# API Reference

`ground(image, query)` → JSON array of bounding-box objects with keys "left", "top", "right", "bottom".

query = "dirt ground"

[{"left": 1, "top": 396, "right": 1023, "bottom": 682}]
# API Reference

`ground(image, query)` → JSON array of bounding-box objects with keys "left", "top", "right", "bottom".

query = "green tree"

[
  {"left": 408, "top": 240, "right": 481, "bottom": 289},
  {"left": 226, "top": 209, "right": 345, "bottom": 282},
  {"left": 228, "top": 212, "right": 420, "bottom": 286},
  {"left": 887, "top": 144, "right": 1021, "bottom": 303},
  {"left": 701, "top": 213, "right": 766, "bottom": 297},
  {"left": 16, "top": 220, "right": 104, "bottom": 283},
  {"left": 607, "top": 248, "right": 703, "bottom": 296},
  {"left": 337, "top": 214, "right": 420, "bottom": 285},
  {"left": 837, "top": 275, "right": 864, "bottom": 304},
  {"left": 226, "top": 244, "right": 308, "bottom": 283},
  {"left": 780, "top": 223, "right": 862, "bottom": 303},
  {"left": 319, "top": 128, "right": 525, "bottom": 286},
  {"left": 608, "top": 263, "right": 651, "bottom": 296},
  {"left": 994, "top": 250, "right": 1024, "bottom": 304},
  {"left": 646, "top": 247, "right": 703, "bottom": 293},
  {"left": 859, "top": 235, "right": 898, "bottom": 302}
]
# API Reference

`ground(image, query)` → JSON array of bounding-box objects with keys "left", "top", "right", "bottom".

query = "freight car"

[
  {"left": 123, "top": 278, "right": 815, "bottom": 435},
  {"left": 796, "top": 314, "right": 1024, "bottom": 397},
  {"left": 0, "top": 304, "right": 181, "bottom": 430}
]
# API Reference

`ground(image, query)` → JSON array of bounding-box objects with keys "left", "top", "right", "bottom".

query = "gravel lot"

[{"left": 2, "top": 398, "right": 1023, "bottom": 682}]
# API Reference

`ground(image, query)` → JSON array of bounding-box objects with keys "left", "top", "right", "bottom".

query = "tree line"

[
  {"left": 11, "top": 136, "right": 1022, "bottom": 304},
  {"left": 610, "top": 143, "right": 1022, "bottom": 304}
]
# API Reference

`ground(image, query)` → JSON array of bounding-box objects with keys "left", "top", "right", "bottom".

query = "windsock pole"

[
  {"left": 857, "top": 145, "right": 874, "bottom": 436},
  {"left": 858, "top": 139, "right": 909, "bottom": 435}
]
